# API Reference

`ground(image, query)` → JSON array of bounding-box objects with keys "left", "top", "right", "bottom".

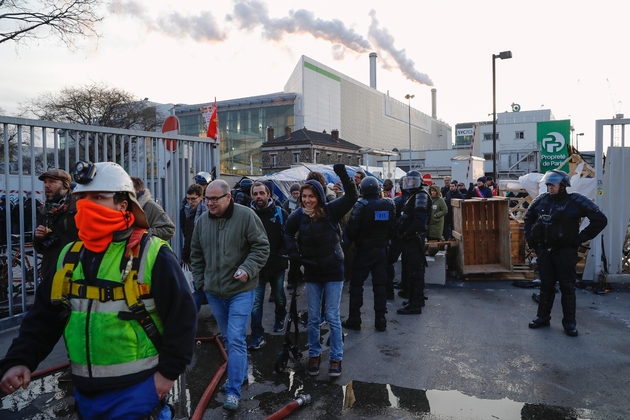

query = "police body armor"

[
  {"left": 352, "top": 197, "right": 395, "bottom": 249},
  {"left": 396, "top": 189, "right": 432, "bottom": 238}
]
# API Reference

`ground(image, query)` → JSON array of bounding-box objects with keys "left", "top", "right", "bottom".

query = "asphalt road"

[{"left": 2, "top": 266, "right": 630, "bottom": 419}]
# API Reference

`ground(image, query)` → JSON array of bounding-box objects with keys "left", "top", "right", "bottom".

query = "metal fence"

[
  {"left": 586, "top": 117, "right": 630, "bottom": 282},
  {"left": 0, "top": 115, "right": 219, "bottom": 323}
]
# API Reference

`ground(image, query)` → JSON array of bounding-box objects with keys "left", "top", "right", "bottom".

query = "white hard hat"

[{"left": 72, "top": 162, "right": 149, "bottom": 229}]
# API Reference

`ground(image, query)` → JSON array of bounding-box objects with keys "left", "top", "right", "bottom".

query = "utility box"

[{"left": 451, "top": 198, "right": 512, "bottom": 275}]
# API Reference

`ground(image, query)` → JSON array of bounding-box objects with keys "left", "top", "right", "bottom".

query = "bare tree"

[
  {"left": 0, "top": 0, "right": 104, "bottom": 48},
  {"left": 20, "top": 82, "right": 165, "bottom": 131}
]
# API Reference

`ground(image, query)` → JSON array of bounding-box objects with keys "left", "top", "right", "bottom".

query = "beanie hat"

[
  {"left": 290, "top": 183, "right": 301, "bottom": 193},
  {"left": 477, "top": 176, "right": 487, "bottom": 183}
]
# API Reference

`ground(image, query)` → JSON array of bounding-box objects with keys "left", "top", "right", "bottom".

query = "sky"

[{"left": 1, "top": 0, "right": 629, "bottom": 152}]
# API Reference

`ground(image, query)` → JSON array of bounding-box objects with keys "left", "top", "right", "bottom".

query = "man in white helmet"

[{"left": 0, "top": 161, "right": 197, "bottom": 419}]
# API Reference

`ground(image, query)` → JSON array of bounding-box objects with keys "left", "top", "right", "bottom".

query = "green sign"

[{"left": 537, "top": 120, "right": 570, "bottom": 173}]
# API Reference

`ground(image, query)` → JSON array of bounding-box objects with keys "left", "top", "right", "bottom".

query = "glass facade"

[{"left": 178, "top": 104, "right": 294, "bottom": 176}]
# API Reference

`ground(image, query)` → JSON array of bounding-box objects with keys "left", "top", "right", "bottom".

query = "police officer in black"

[
  {"left": 231, "top": 178, "right": 253, "bottom": 206},
  {"left": 388, "top": 177, "right": 409, "bottom": 297},
  {"left": 343, "top": 177, "right": 394, "bottom": 331},
  {"left": 524, "top": 170, "right": 607, "bottom": 337},
  {"left": 395, "top": 171, "right": 432, "bottom": 315}
]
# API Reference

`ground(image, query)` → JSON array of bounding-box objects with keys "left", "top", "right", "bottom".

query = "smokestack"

[
  {"left": 266, "top": 126, "right": 274, "bottom": 142},
  {"left": 369, "top": 52, "right": 377, "bottom": 89},
  {"left": 331, "top": 129, "right": 339, "bottom": 142},
  {"left": 285, "top": 126, "right": 291, "bottom": 139},
  {"left": 431, "top": 88, "right": 437, "bottom": 119}
]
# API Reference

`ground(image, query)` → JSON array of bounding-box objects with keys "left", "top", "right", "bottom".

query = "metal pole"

[
  {"left": 492, "top": 54, "right": 497, "bottom": 181},
  {"left": 408, "top": 100, "right": 412, "bottom": 170}
]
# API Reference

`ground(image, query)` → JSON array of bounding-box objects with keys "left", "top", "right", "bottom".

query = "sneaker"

[
  {"left": 342, "top": 317, "right": 361, "bottom": 331},
  {"left": 223, "top": 394, "right": 239, "bottom": 411},
  {"left": 273, "top": 319, "right": 285, "bottom": 332},
  {"left": 308, "top": 356, "right": 321, "bottom": 376},
  {"left": 248, "top": 336, "right": 266, "bottom": 350},
  {"left": 328, "top": 360, "right": 342, "bottom": 377}
]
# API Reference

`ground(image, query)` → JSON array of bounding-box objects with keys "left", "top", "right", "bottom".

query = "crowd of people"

[{"left": 0, "top": 161, "right": 607, "bottom": 416}]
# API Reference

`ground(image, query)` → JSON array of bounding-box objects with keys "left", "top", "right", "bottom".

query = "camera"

[
  {"left": 42, "top": 235, "right": 59, "bottom": 249},
  {"left": 74, "top": 161, "right": 97, "bottom": 185}
]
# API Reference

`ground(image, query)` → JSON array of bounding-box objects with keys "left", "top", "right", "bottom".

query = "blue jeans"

[
  {"left": 305, "top": 281, "right": 343, "bottom": 361},
  {"left": 206, "top": 290, "right": 254, "bottom": 399},
  {"left": 251, "top": 270, "right": 287, "bottom": 339},
  {"left": 74, "top": 374, "right": 171, "bottom": 419}
]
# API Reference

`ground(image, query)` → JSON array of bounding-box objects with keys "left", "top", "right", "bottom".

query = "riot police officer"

[
  {"left": 395, "top": 171, "right": 432, "bottom": 315},
  {"left": 524, "top": 170, "right": 607, "bottom": 336},
  {"left": 388, "top": 177, "right": 409, "bottom": 297},
  {"left": 343, "top": 177, "right": 395, "bottom": 331},
  {"left": 231, "top": 178, "right": 253, "bottom": 206}
]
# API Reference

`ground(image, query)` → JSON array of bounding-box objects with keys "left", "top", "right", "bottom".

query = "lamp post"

[
  {"left": 405, "top": 94, "right": 415, "bottom": 171},
  {"left": 492, "top": 50, "right": 512, "bottom": 182},
  {"left": 575, "top": 132, "right": 584, "bottom": 151}
]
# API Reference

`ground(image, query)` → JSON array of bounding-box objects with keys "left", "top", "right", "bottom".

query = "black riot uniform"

[
  {"left": 524, "top": 170, "right": 607, "bottom": 336},
  {"left": 343, "top": 177, "right": 395, "bottom": 331},
  {"left": 387, "top": 180, "right": 409, "bottom": 297},
  {"left": 395, "top": 171, "right": 432, "bottom": 315}
]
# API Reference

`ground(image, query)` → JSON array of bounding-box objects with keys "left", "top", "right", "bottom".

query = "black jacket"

[
  {"left": 396, "top": 188, "right": 432, "bottom": 239},
  {"left": 346, "top": 195, "right": 395, "bottom": 249},
  {"left": 524, "top": 190, "right": 607, "bottom": 249},
  {"left": 252, "top": 200, "right": 289, "bottom": 273},
  {"left": 284, "top": 165, "right": 358, "bottom": 278}
]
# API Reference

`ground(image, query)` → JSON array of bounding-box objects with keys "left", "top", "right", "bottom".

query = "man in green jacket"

[{"left": 190, "top": 179, "right": 269, "bottom": 412}]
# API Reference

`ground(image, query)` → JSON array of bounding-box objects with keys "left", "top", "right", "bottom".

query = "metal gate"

[
  {"left": 0, "top": 115, "right": 219, "bottom": 323},
  {"left": 584, "top": 116, "right": 630, "bottom": 282}
]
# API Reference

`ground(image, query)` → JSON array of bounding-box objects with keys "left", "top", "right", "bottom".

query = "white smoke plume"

[
  {"left": 227, "top": 0, "right": 371, "bottom": 56},
  {"left": 367, "top": 10, "right": 433, "bottom": 87},
  {"left": 109, "top": 0, "right": 227, "bottom": 42}
]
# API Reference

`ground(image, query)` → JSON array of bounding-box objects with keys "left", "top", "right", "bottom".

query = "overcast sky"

[{"left": 2, "top": 0, "right": 628, "bottom": 151}]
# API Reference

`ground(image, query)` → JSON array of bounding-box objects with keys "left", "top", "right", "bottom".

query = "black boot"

[
  {"left": 375, "top": 316, "right": 387, "bottom": 332},
  {"left": 397, "top": 305, "right": 421, "bottom": 315},
  {"left": 561, "top": 293, "right": 578, "bottom": 336},
  {"left": 529, "top": 291, "right": 554, "bottom": 329},
  {"left": 342, "top": 316, "right": 362, "bottom": 331}
]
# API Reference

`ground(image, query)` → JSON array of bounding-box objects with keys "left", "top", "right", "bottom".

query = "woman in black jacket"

[{"left": 284, "top": 164, "right": 357, "bottom": 378}]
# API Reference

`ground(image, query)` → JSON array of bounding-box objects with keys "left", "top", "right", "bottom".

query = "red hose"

[
  {"left": 190, "top": 336, "right": 228, "bottom": 420},
  {"left": 32, "top": 362, "right": 70, "bottom": 379},
  {"left": 264, "top": 401, "right": 300, "bottom": 420}
]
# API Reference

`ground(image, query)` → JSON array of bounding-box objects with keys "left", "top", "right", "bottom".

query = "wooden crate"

[
  {"left": 452, "top": 198, "right": 512, "bottom": 275},
  {"left": 510, "top": 220, "right": 527, "bottom": 265}
]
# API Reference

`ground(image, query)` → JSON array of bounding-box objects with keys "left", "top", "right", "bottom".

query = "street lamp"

[
  {"left": 492, "top": 50, "right": 512, "bottom": 182},
  {"left": 575, "top": 132, "right": 584, "bottom": 151},
  {"left": 405, "top": 94, "right": 415, "bottom": 171}
]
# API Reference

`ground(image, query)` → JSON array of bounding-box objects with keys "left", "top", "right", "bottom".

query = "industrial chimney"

[
  {"left": 266, "top": 126, "right": 274, "bottom": 142},
  {"left": 369, "top": 52, "right": 377, "bottom": 89},
  {"left": 431, "top": 88, "right": 437, "bottom": 119}
]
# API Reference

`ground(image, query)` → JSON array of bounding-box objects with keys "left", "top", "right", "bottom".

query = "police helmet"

[
  {"left": 403, "top": 171, "right": 423, "bottom": 191},
  {"left": 194, "top": 171, "right": 212, "bottom": 185},
  {"left": 360, "top": 176, "right": 381, "bottom": 196},
  {"left": 542, "top": 170, "right": 571, "bottom": 188},
  {"left": 239, "top": 178, "right": 254, "bottom": 191}
]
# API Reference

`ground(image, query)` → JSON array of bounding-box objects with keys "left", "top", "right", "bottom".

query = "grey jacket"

[
  {"left": 190, "top": 201, "right": 269, "bottom": 299},
  {"left": 137, "top": 189, "right": 176, "bottom": 241}
]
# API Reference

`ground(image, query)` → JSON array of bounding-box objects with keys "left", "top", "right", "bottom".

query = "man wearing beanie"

[
  {"left": 283, "top": 183, "right": 301, "bottom": 215},
  {"left": 467, "top": 176, "right": 493, "bottom": 199},
  {"left": 33, "top": 169, "right": 79, "bottom": 278}
]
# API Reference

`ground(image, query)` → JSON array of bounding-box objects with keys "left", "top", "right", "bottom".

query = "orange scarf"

[{"left": 75, "top": 199, "right": 135, "bottom": 252}]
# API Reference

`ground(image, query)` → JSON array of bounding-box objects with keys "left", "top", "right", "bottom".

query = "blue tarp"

[{"left": 261, "top": 164, "right": 379, "bottom": 201}]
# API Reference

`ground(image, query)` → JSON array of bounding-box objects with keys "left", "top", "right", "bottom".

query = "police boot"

[
  {"left": 342, "top": 316, "right": 362, "bottom": 331},
  {"left": 528, "top": 291, "right": 553, "bottom": 329},
  {"left": 561, "top": 293, "right": 578, "bottom": 337},
  {"left": 375, "top": 315, "right": 387, "bottom": 332}
]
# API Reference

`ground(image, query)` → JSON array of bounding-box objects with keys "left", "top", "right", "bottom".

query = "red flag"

[{"left": 206, "top": 101, "right": 218, "bottom": 140}]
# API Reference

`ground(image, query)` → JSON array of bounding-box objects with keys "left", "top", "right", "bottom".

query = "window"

[
  {"left": 327, "top": 153, "right": 332, "bottom": 163},
  {"left": 483, "top": 133, "right": 499, "bottom": 141},
  {"left": 515, "top": 131, "right": 524, "bottom": 139},
  {"left": 337, "top": 154, "right": 342, "bottom": 163},
  {"left": 347, "top": 155, "right": 352, "bottom": 164},
  {"left": 271, "top": 154, "right": 277, "bottom": 168},
  {"left": 293, "top": 152, "right": 300, "bottom": 163},
  {"left": 314, "top": 152, "right": 320, "bottom": 164},
  {"left": 483, "top": 153, "right": 493, "bottom": 161}
]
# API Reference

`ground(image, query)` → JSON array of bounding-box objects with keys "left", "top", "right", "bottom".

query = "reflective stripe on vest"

[
  {"left": 57, "top": 236, "right": 166, "bottom": 378},
  {"left": 70, "top": 355, "right": 159, "bottom": 378}
]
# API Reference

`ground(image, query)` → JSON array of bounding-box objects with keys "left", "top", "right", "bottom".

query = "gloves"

[{"left": 333, "top": 163, "right": 347, "bottom": 177}]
